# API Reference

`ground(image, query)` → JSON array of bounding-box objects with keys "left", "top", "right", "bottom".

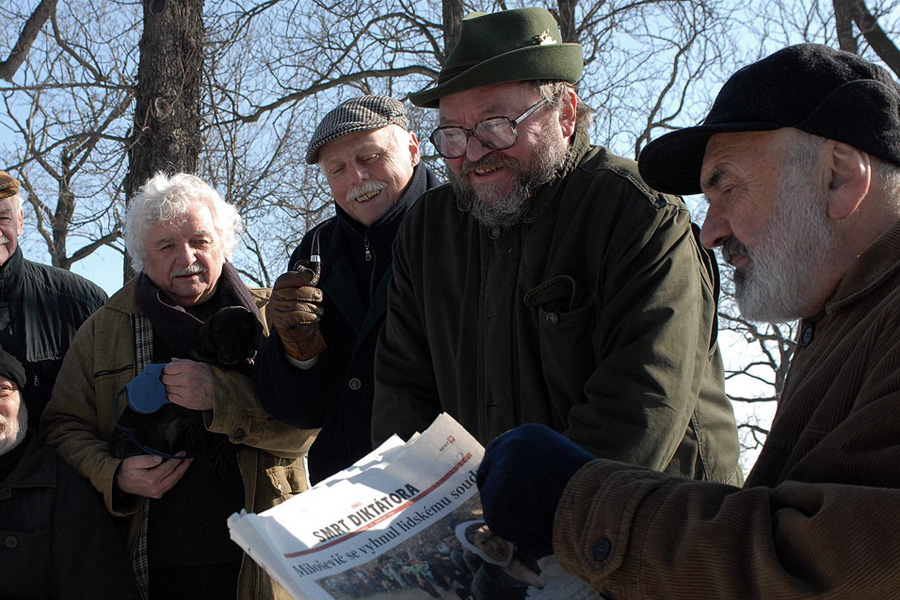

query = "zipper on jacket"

[{"left": 364, "top": 234, "right": 372, "bottom": 262}]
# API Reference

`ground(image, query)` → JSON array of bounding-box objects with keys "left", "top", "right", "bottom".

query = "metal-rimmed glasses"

[{"left": 429, "top": 99, "right": 550, "bottom": 159}]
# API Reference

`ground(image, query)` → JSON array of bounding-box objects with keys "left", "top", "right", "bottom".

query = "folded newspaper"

[{"left": 229, "top": 413, "right": 600, "bottom": 600}]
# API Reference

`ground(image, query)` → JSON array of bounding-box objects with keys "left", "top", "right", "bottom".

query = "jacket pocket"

[
  {"left": 524, "top": 276, "right": 597, "bottom": 422},
  {"left": 0, "top": 528, "right": 51, "bottom": 596},
  {"left": 265, "top": 462, "right": 309, "bottom": 502}
]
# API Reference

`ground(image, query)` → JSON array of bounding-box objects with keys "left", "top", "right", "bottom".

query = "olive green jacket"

[
  {"left": 374, "top": 130, "right": 741, "bottom": 484},
  {"left": 554, "top": 219, "right": 900, "bottom": 598},
  {"left": 41, "top": 277, "right": 318, "bottom": 600}
]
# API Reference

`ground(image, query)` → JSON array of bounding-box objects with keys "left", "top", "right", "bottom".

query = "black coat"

[
  {"left": 258, "top": 163, "right": 440, "bottom": 483},
  {"left": 0, "top": 247, "right": 107, "bottom": 423},
  {"left": 0, "top": 433, "right": 139, "bottom": 599}
]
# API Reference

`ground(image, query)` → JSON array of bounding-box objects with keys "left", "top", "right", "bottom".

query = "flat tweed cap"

[
  {"left": 638, "top": 43, "right": 900, "bottom": 195},
  {"left": 306, "top": 95, "right": 409, "bottom": 164},
  {"left": 0, "top": 170, "right": 19, "bottom": 200},
  {"left": 0, "top": 344, "right": 25, "bottom": 390},
  {"left": 408, "top": 7, "right": 583, "bottom": 108}
]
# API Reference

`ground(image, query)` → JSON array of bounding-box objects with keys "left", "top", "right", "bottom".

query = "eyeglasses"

[{"left": 429, "top": 99, "right": 550, "bottom": 159}]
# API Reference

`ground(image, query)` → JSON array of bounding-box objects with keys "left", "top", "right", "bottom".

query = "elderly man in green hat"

[{"left": 373, "top": 7, "right": 742, "bottom": 485}]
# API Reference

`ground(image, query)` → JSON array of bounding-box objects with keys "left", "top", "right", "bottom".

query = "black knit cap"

[
  {"left": 306, "top": 95, "right": 408, "bottom": 164},
  {"left": 0, "top": 345, "right": 25, "bottom": 389},
  {"left": 638, "top": 43, "right": 900, "bottom": 195}
]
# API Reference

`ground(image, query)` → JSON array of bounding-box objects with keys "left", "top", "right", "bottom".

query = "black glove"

[
  {"left": 271, "top": 264, "right": 326, "bottom": 361},
  {"left": 477, "top": 424, "right": 594, "bottom": 557}
]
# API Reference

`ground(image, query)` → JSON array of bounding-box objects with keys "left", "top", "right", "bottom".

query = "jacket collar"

[
  {"left": 135, "top": 262, "right": 260, "bottom": 358},
  {"left": 0, "top": 433, "right": 54, "bottom": 501},
  {"left": 0, "top": 246, "right": 24, "bottom": 298},
  {"left": 826, "top": 217, "right": 900, "bottom": 315}
]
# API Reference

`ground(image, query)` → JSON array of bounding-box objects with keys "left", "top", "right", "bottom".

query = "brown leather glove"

[{"left": 271, "top": 263, "right": 326, "bottom": 361}]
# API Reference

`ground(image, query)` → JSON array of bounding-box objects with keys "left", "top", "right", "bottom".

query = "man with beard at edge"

[
  {"left": 257, "top": 96, "right": 440, "bottom": 484},
  {"left": 0, "top": 344, "right": 139, "bottom": 599},
  {"left": 477, "top": 44, "right": 900, "bottom": 598},
  {"left": 372, "top": 7, "right": 742, "bottom": 486}
]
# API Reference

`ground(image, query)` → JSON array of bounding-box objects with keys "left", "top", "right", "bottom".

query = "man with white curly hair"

[{"left": 42, "top": 172, "right": 318, "bottom": 600}]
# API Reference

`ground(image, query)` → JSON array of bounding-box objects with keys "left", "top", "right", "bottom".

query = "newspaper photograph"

[{"left": 229, "top": 413, "right": 600, "bottom": 600}]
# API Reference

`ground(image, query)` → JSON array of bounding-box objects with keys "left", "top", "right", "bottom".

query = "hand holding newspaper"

[{"left": 229, "top": 413, "right": 601, "bottom": 600}]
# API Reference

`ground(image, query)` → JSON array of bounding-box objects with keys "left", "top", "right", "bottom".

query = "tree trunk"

[
  {"left": 0, "top": 0, "right": 57, "bottom": 82},
  {"left": 850, "top": 0, "right": 900, "bottom": 77},
  {"left": 442, "top": 0, "right": 464, "bottom": 57},
  {"left": 832, "top": 0, "right": 858, "bottom": 53},
  {"left": 122, "top": 0, "right": 204, "bottom": 281},
  {"left": 556, "top": 0, "right": 578, "bottom": 44}
]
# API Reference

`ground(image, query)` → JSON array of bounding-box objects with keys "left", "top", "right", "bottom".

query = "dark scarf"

[
  {"left": 135, "top": 263, "right": 251, "bottom": 569},
  {"left": 136, "top": 262, "right": 260, "bottom": 358},
  {"left": 0, "top": 246, "right": 24, "bottom": 332}
]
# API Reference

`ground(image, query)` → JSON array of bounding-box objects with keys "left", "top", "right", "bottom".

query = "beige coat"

[{"left": 41, "top": 278, "right": 318, "bottom": 600}]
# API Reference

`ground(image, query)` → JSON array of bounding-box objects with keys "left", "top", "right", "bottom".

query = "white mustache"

[
  {"left": 0, "top": 234, "right": 8, "bottom": 245},
  {"left": 170, "top": 263, "right": 207, "bottom": 278},
  {"left": 346, "top": 180, "right": 387, "bottom": 203}
]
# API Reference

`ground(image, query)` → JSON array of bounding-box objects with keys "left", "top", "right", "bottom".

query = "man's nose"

[
  {"left": 699, "top": 203, "right": 732, "bottom": 249},
  {"left": 347, "top": 163, "right": 368, "bottom": 184},
  {"left": 464, "top": 134, "right": 492, "bottom": 163},
  {"left": 174, "top": 243, "right": 196, "bottom": 266}
]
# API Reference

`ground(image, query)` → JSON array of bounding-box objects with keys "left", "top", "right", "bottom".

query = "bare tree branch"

[
  {"left": 0, "top": 0, "right": 57, "bottom": 82},
  {"left": 849, "top": 0, "right": 900, "bottom": 75},
  {"left": 833, "top": 0, "right": 860, "bottom": 51}
]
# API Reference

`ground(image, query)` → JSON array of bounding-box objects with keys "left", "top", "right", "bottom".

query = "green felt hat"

[{"left": 409, "top": 7, "right": 584, "bottom": 108}]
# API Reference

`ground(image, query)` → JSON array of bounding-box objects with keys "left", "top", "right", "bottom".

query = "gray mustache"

[
  {"left": 170, "top": 264, "right": 207, "bottom": 278},
  {"left": 721, "top": 237, "right": 749, "bottom": 264}
]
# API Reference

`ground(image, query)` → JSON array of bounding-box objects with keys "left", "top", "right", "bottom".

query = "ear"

[
  {"left": 407, "top": 131, "right": 421, "bottom": 167},
  {"left": 558, "top": 87, "right": 578, "bottom": 139},
  {"left": 16, "top": 207, "right": 24, "bottom": 237},
  {"left": 825, "top": 141, "right": 870, "bottom": 221}
]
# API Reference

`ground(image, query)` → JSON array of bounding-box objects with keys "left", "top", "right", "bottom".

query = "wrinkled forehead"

[
  {"left": 700, "top": 130, "right": 790, "bottom": 191},
  {"left": 438, "top": 81, "right": 539, "bottom": 125},
  {"left": 0, "top": 195, "right": 21, "bottom": 215},
  {"left": 147, "top": 202, "right": 218, "bottom": 239},
  {"left": 319, "top": 125, "right": 401, "bottom": 164}
]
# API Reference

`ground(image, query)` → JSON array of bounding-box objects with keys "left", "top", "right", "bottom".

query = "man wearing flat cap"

[
  {"left": 257, "top": 95, "right": 440, "bottom": 483},
  {"left": 477, "top": 44, "right": 900, "bottom": 597},
  {"left": 0, "top": 170, "right": 106, "bottom": 425},
  {"left": 373, "top": 7, "right": 741, "bottom": 486}
]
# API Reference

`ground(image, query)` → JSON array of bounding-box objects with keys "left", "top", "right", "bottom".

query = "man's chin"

[{"left": 168, "top": 283, "right": 212, "bottom": 306}]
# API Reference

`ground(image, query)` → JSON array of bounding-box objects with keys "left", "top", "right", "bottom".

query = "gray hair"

[
  {"left": 781, "top": 128, "right": 827, "bottom": 174},
  {"left": 783, "top": 128, "right": 900, "bottom": 212},
  {"left": 534, "top": 80, "right": 594, "bottom": 133},
  {"left": 873, "top": 156, "right": 900, "bottom": 211},
  {"left": 125, "top": 172, "right": 242, "bottom": 272}
]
